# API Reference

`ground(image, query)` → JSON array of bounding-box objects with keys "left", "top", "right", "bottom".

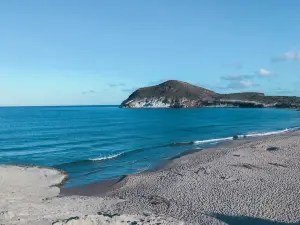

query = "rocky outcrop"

[{"left": 120, "top": 80, "right": 300, "bottom": 108}]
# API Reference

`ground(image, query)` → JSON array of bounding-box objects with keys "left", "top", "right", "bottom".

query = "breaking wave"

[
  {"left": 193, "top": 137, "right": 232, "bottom": 144},
  {"left": 246, "top": 128, "right": 289, "bottom": 137},
  {"left": 193, "top": 127, "right": 299, "bottom": 145},
  {"left": 56, "top": 126, "right": 300, "bottom": 168},
  {"left": 89, "top": 152, "right": 124, "bottom": 161}
]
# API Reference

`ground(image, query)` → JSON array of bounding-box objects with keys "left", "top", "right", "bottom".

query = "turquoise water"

[{"left": 0, "top": 106, "right": 299, "bottom": 187}]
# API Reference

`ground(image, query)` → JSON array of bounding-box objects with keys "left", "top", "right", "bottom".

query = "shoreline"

[
  {"left": 107, "top": 130, "right": 300, "bottom": 223},
  {"left": 59, "top": 140, "right": 247, "bottom": 197},
  {"left": 60, "top": 130, "right": 300, "bottom": 224},
  {"left": 60, "top": 130, "right": 295, "bottom": 197},
  {"left": 1, "top": 130, "right": 300, "bottom": 224},
  {"left": 60, "top": 125, "right": 299, "bottom": 189},
  {"left": 2, "top": 164, "right": 70, "bottom": 187}
]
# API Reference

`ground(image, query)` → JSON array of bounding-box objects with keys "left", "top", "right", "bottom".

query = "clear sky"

[{"left": 1, "top": 0, "right": 300, "bottom": 106}]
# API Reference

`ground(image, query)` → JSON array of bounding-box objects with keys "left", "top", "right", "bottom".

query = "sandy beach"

[{"left": 1, "top": 131, "right": 300, "bottom": 224}]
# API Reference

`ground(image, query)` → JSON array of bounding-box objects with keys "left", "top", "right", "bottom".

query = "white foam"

[
  {"left": 193, "top": 128, "right": 293, "bottom": 145},
  {"left": 246, "top": 128, "right": 290, "bottom": 137},
  {"left": 89, "top": 152, "right": 123, "bottom": 161},
  {"left": 193, "top": 137, "right": 233, "bottom": 144}
]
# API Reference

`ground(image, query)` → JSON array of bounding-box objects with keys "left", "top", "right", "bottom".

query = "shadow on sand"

[{"left": 212, "top": 214, "right": 300, "bottom": 225}]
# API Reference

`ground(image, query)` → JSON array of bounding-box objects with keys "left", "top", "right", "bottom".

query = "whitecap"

[
  {"left": 193, "top": 137, "right": 233, "bottom": 144},
  {"left": 193, "top": 127, "right": 294, "bottom": 145},
  {"left": 89, "top": 152, "right": 124, "bottom": 161},
  {"left": 246, "top": 128, "right": 289, "bottom": 137}
]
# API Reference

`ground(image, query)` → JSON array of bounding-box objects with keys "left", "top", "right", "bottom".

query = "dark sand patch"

[{"left": 60, "top": 175, "right": 128, "bottom": 197}]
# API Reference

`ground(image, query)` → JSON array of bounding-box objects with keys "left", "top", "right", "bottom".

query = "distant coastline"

[
  {"left": 120, "top": 80, "right": 300, "bottom": 109},
  {"left": 0, "top": 105, "right": 120, "bottom": 108}
]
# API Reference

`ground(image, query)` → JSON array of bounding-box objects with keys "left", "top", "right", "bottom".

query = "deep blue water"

[{"left": 0, "top": 106, "right": 299, "bottom": 187}]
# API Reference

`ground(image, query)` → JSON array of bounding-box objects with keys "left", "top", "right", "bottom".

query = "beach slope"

[
  {"left": 0, "top": 166, "right": 182, "bottom": 224},
  {"left": 103, "top": 132, "right": 300, "bottom": 224},
  {"left": 2, "top": 132, "right": 300, "bottom": 224}
]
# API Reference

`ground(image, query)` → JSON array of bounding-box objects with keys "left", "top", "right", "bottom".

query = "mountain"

[{"left": 120, "top": 80, "right": 300, "bottom": 108}]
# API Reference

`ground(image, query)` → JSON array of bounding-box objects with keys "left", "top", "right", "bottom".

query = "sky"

[{"left": 1, "top": 0, "right": 300, "bottom": 106}]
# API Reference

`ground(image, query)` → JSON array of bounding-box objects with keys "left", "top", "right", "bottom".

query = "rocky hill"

[{"left": 120, "top": 80, "right": 300, "bottom": 108}]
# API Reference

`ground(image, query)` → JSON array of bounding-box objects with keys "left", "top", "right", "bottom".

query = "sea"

[{"left": 0, "top": 106, "right": 299, "bottom": 187}]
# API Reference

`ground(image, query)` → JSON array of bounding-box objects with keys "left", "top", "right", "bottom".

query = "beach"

[{"left": 1, "top": 131, "right": 300, "bottom": 224}]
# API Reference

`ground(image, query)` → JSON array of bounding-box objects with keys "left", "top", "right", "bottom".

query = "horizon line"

[{"left": 0, "top": 104, "right": 120, "bottom": 108}]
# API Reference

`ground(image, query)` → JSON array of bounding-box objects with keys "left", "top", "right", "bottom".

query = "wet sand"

[
  {"left": 63, "top": 131, "right": 300, "bottom": 224},
  {"left": 2, "top": 131, "right": 300, "bottom": 224},
  {"left": 60, "top": 136, "right": 265, "bottom": 197}
]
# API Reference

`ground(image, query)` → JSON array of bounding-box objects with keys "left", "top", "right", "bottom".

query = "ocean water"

[{"left": 0, "top": 106, "right": 299, "bottom": 187}]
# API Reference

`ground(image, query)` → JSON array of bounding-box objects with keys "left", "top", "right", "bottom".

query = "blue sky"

[{"left": 1, "top": 0, "right": 300, "bottom": 106}]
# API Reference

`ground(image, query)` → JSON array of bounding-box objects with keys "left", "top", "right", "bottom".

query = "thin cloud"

[
  {"left": 82, "top": 90, "right": 95, "bottom": 95},
  {"left": 207, "top": 74, "right": 258, "bottom": 91},
  {"left": 256, "top": 68, "right": 274, "bottom": 77},
  {"left": 148, "top": 79, "right": 167, "bottom": 86},
  {"left": 216, "top": 80, "right": 257, "bottom": 91},
  {"left": 222, "top": 62, "right": 243, "bottom": 70},
  {"left": 265, "top": 87, "right": 297, "bottom": 96},
  {"left": 227, "top": 80, "right": 254, "bottom": 89},
  {"left": 274, "top": 88, "right": 295, "bottom": 95},
  {"left": 108, "top": 82, "right": 126, "bottom": 87},
  {"left": 272, "top": 50, "right": 300, "bottom": 62},
  {"left": 121, "top": 80, "right": 166, "bottom": 94},
  {"left": 121, "top": 87, "right": 138, "bottom": 93},
  {"left": 221, "top": 74, "right": 254, "bottom": 81}
]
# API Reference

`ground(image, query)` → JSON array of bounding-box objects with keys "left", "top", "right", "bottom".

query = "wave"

[
  {"left": 193, "top": 137, "right": 233, "bottom": 144},
  {"left": 55, "top": 142, "right": 195, "bottom": 167},
  {"left": 245, "top": 128, "right": 289, "bottom": 137},
  {"left": 55, "top": 153, "right": 125, "bottom": 167},
  {"left": 89, "top": 152, "right": 124, "bottom": 161},
  {"left": 193, "top": 127, "right": 299, "bottom": 145},
  {"left": 55, "top": 126, "right": 300, "bottom": 167}
]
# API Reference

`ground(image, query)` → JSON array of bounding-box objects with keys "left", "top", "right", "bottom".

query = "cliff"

[{"left": 120, "top": 80, "right": 300, "bottom": 108}]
